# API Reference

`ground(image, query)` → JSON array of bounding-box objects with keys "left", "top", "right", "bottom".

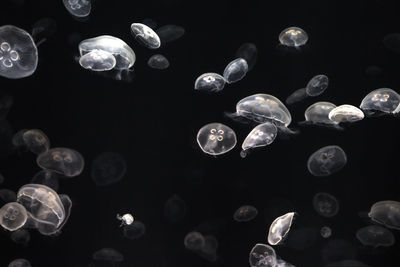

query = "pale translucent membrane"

[
  {"left": 31, "top": 170, "right": 60, "bottom": 192},
  {"left": 325, "top": 260, "right": 370, "bottom": 267},
  {"left": 241, "top": 122, "right": 277, "bottom": 157},
  {"left": 223, "top": 58, "right": 248, "bottom": 83},
  {"left": 0, "top": 25, "right": 38, "bottom": 79},
  {"left": 249, "top": 243, "right": 277, "bottom": 267},
  {"left": 235, "top": 43, "right": 257, "bottom": 70},
  {"left": 286, "top": 88, "right": 308, "bottom": 105},
  {"left": 0, "top": 202, "right": 27, "bottom": 231},
  {"left": 130, "top": 23, "right": 161, "bottom": 49},
  {"left": 356, "top": 225, "right": 395, "bottom": 247},
  {"left": 360, "top": 88, "right": 400, "bottom": 115},
  {"left": 8, "top": 259, "right": 31, "bottom": 267},
  {"left": 79, "top": 35, "right": 136, "bottom": 70},
  {"left": 156, "top": 24, "right": 185, "bottom": 44},
  {"left": 268, "top": 212, "right": 296, "bottom": 245},
  {"left": 304, "top": 102, "right": 338, "bottom": 125},
  {"left": 194, "top": 73, "right": 226, "bottom": 92},
  {"left": 22, "top": 129, "right": 50, "bottom": 155},
  {"left": 79, "top": 50, "right": 116, "bottom": 71},
  {"left": 233, "top": 205, "right": 258, "bottom": 222},
  {"left": 312, "top": 192, "right": 339, "bottom": 217},
  {"left": 328, "top": 104, "right": 364, "bottom": 123},
  {"left": 368, "top": 200, "right": 400, "bottom": 230},
  {"left": 320, "top": 226, "right": 332, "bottom": 238},
  {"left": 306, "top": 74, "right": 329, "bottom": 96},
  {"left": 10, "top": 228, "right": 30, "bottom": 246},
  {"left": 62, "top": 0, "right": 91, "bottom": 18},
  {"left": 184, "top": 231, "right": 206, "bottom": 250},
  {"left": 307, "top": 145, "right": 347, "bottom": 177},
  {"left": 57, "top": 194, "right": 72, "bottom": 233},
  {"left": 196, "top": 123, "right": 237, "bottom": 155},
  {"left": 279, "top": 27, "right": 308, "bottom": 47},
  {"left": 92, "top": 248, "right": 124, "bottom": 262},
  {"left": 123, "top": 220, "right": 146, "bottom": 240},
  {"left": 37, "top": 147, "right": 84, "bottom": 177},
  {"left": 147, "top": 54, "right": 169, "bottom": 70}
]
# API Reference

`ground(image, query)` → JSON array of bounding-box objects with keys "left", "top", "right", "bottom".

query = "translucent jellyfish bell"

[
  {"left": 223, "top": 58, "right": 248, "bottom": 84},
  {"left": 196, "top": 123, "right": 237, "bottom": 155},
  {"left": 368, "top": 200, "right": 400, "bottom": 230},
  {"left": 279, "top": 27, "right": 308, "bottom": 47},
  {"left": 328, "top": 104, "right": 364, "bottom": 123},
  {"left": 307, "top": 145, "right": 347, "bottom": 177},
  {"left": 37, "top": 147, "right": 84, "bottom": 177},
  {"left": 286, "top": 88, "right": 308, "bottom": 105},
  {"left": 156, "top": 25, "right": 185, "bottom": 44},
  {"left": 233, "top": 205, "right": 258, "bottom": 222},
  {"left": 360, "top": 88, "right": 400, "bottom": 115},
  {"left": 123, "top": 220, "right": 146, "bottom": 240},
  {"left": 147, "top": 54, "right": 169, "bottom": 70},
  {"left": 321, "top": 226, "right": 332, "bottom": 238},
  {"left": 63, "top": 0, "right": 91, "bottom": 18},
  {"left": 249, "top": 243, "right": 277, "bottom": 267},
  {"left": 236, "top": 43, "right": 257, "bottom": 70},
  {"left": 130, "top": 23, "right": 161, "bottom": 49},
  {"left": 268, "top": 212, "right": 296, "bottom": 245},
  {"left": 241, "top": 122, "right": 277, "bottom": 157},
  {"left": 22, "top": 129, "right": 50, "bottom": 155},
  {"left": 79, "top": 50, "right": 116, "bottom": 71},
  {"left": 93, "top": 248, "right": 124, "bottom": 262},
  {"left": 8, "top": 259, "right": 31, "bottom": 267},
  {"left": 306, "top": 74, "right": 329, "bottom": 96},
  {"left": 0, "top": 202, "right": 27, "bottom": 231},
  {"left": 304, "top": 102, "right": 338, "bottom": 126},
  {"left": 0, "top": 25, "right": 38, "bottom": 79},
  {"left": 312, "top": 192, "right": 339, "bottom": 217},
  {"left": 184, "top": 231, "right": 206, "bottom": 251},
  {"left": 194, "top": 73, "right": 226, "bottom": 92},
  {"left": 356, "top": 225, "right": 395, "bottom": 247}
]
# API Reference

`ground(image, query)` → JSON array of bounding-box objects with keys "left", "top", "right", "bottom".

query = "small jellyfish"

[
  {"left": 92, "top": 248, "right": 124, "bottom": 262},
  {"left": 141, "top": 18, "right": 157, "bottom": 29},
  {"left": 130, "top": 23, "right": 161, "bottom": 49},
  {"left": 356, "top": 225, "right": 395, "bottom": 247},
  {"left": 306, "top": 75, "right": 329, "bottom": 97},
  {"left": 22, "top": 129, "right": 50, "bottom": 155},
  {"left": 8, "top": 259, "right": 31, "bottom": 267},
  {"left": 328, "top": 104, "right": 364, "bottom": 123},
  {"left": 156, "top": 25, "right": 185, "bottom": 44},
  {"left": 164, "top": 194, "right": 186, "bottom": 222},
  {"left": 325, "top": 260, "right": 371, "bottom": 267},
  {"left": 10, "top": 228, "right": 30, "bottom": 246},
  {"left": 0, "top": 202, "right": 27, "bottom": 231},
  {"left": 79, "top": 50, "right": 116, "bottom": 71},
  {"left": 147, "top": 54, "right": 170, "bottom": 70},
  {"left": 286, "top": 88, "right": 308, "bottom": 105},
  {"left": 233, "top": 205, "right": 258, "bottom": 222},
  {"left": 196, "top": 123, "right": 237, "bottom": 155},
  {"left": 0, "top": 172, "right": 4, "bottom": 185},
  {"left": 268, "top": 212, "right": 296, "bottom": 245},
  {"left": 275, "top": 258, "right": 295, "bottom": 267},
  {"left": 184, "top": 231, "right": 205, "bottom": 251},
  {"left": 304, "top": 102, "right": 338, "bottom": 126},
  {"left": 359, "top": 88, "right": 400, "bottom": 115},
  {"left": 197, "top": 235, "right": 218, "bottom": 262},
  {"left": 0, "top": 189, "right": 17, "bottom": 203},
  {"left": 57, "top": 194, "right": 72, "bottom": 233},
  {"left": 116, "top": 213, "right": 134, "bottom": 226},
  {"left": 37, "top": 147, "right": 84, "bottom": 177},
  {"left": 321, "top": 226, "right": 332, "bottom": 238},
  {"left": 194, "top": 73, "right": 226, "bottom": 92},
  {"left": 307, "top": 145, "right": 347, "bottom": 177},
  {"left": 12, "top": 129, "right": 28, "bottom": 149},
  {"left": 249, "top": 243, "right": 277, "bottom": 267},
  {"left": 63, "top": 0, "right": 91, "bottom": 18},
  {"left": 91, "top": 152, "right": 126, "bottom": 186},
  {"left": 223, "top": 58, "right": 248, "bottom": 83},
  {"left": 0, "top": 93, "right": 13, "bottom": 120},
  {"left": 241, "top": 122, "right": 277, "bottom": 157},
  {"left": 235, "top": 43, "right": 257, "bottom": 70},
  {"left": 123, "top": 220, "right": 146, "bottom": 240},
  {"left": 383, "top": 33, "right": 400, "bottom": 54},
  {"left": 0, "top": 25, "right": 38, "bottom": 79},
  {"left": 313, "top": 192, "right": 339, "bottom": 217},
  {"left": 279, "top": 27, "right": 308, "bottom": 47},
  {"left": 31, "top": 170, "right": 60, "bottom": 192},
  {"left": 368, "top": 200, "right": 400, "bottom": 230}
]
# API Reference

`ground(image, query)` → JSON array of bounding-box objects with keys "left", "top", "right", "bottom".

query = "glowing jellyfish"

[
  {"left": 0, "top": 189, "right": 16, "bottom": 203},
  {"left": 79, "top": 50, "right": 116, "bottom": 71},
  {"left": 194, "top": 73, "right": 226, "bottom": 92},
  {"left": 31, "top": 170, "right": 59, "bottom": 192},
  {"left": 130, "top": 23, "right": 161, "bottom": 49},
  {"left": 10, "top": 228, "right": 30, "bottom": 246},
  {"left": 383, "top": 33, "right": 400, "bottom": 54},
  {"left": 321, "top": 226, "right": 332, "bottom": 238},
  {"left": 147, "top": 54, "right": 169, "bottom": 70},
  {"left": 164, "top": 194, "right": 186, "bottom": 222},
  {"left": 0, "top": 202, "right": 27, "bottom": 231},
  {"left": 359, "top": 88, "right": 400, "bottom": 115},
  {"left": 156, "top": 24, "right": 185, "bottom": 44},
  {"left": 279, "top": 27, "right": 308, "bottom": 47},
  {"left": 196, "top": 123, "right": 237, "bottom": 155},
  {"left": 249, "top": 243, "right": 277, "bottom": 267},
  {"left": 79, "top": 35, "right": 136, "bottom": 70},
  {"left": 92, "top": 248, "right": 124, "bottom": 262},
  {"left": 306, "top": 74, "right": 329, "bottom": 96},
  {"left": 116, "top": 213, "right": 134, "bottom": 226},
  {"left": 286, "top": 88, "right": 308, "bottom": 105},
  {"left": 368, "top": 200, "right": 400, "bottom": 230},
  {"left": 307, "top": 145, "right": 347, "bottom": 177},
  {"left": 313, "top": 192, "right": 339, "bottom": 217},
  {"left": 325, "top": 260, "right": 370, "bottom": 267},
  {"left": 328, "top": 104, "right": 364, "bottom": 123},
  {"left": 8, "top": 259, "right": 31, "bottom": 267},
  {"left": 12, "top": 129, "right": 28, "bottom": 149},
  {"left": 303, "top": 102, "right": 338, "bottom": 126},
  {"left": 37, "top": 147, "right": 84, "bottom": 177},
  {"left": 91, "top": 152, "right": 126, "bottom": 186},
  {"left": 63, "top": 0, "right": 91, "bottom": 18},
  {"left": 22, "top": 129, "right": 50, "bottom": 155},
  {"left": 268, "top": 212, "right": 296, "bottom": 245},
  {"left": 356, "top": 225, "right": 395, "bottom": 247},
  {"left": 223, "top": 58, "right": 248, "bottom": 84},
  {"left": 236, "top": 43, "right": 257, "bottom": 70},
  {"left": 233, "top": 205, "right": 258, "bottom": 222},
  {"left": 123, "top": 220, "right": 145, "bottom": 240},
  {"left": 184, "top": 231, "right": 206, "bottom": 250},
  {"left": 241, "top": 122, "right": 277, "bottom": 157},
  {"left": 0, "top": 25, "right": 38, "bottom": 79}
]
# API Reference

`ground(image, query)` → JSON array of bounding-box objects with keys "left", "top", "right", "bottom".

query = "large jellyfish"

[
  {"left": 249, "top": 243, "right": 277, "bottom": 267},
  {"left": 184, "top": 231, "right": 206, "bottom": 251},
  {"left": 22, "top": 129, "right": 50, "bottom": 155},
  {"left": 328, "top": 104, "right": 364, "bottom": 123},
  {"left": 194, "top": 73, "right": 226, "bottom": 92},
  {"left": 0, "top": 202, "right": 27, "bottom": 231},
  {"left": 279, "top": 27, "right": 308, "bottom": 47},
  {"left": 313, "top": 192, "right": 339, "bottom": 217},
  {"left": 79, "top": 50, "right": 116, "bottom": 71},
  {"left": 0, "top": 25, "right": 38, "bottom": 79},
  {"left": 36, "top": 147, "right": 84, "bottom": 177},
  {"left": 236, "top": 43, "right": 257, "bottom": 70},
  {"left": 359, "top": 88, "right": 400, "bottom": 115},
  {"left": 223, "top": 58, "right": 248, "bottom": 83},
  {"left": 303, "top": 102, "right": 339, "bottom": 127},
  {"left": 63, "top": 0, "right": 91, "bottom": 18},
  {"left": 196, "top": 123, "right": 237, "bottom": 155},
  {"left": 91, "top": 152, "right": 126, "bottom": 186},
  {"left": 268, "top": 212, "right": 296, "bottom": 245},
  {"left": 130, "top": 23, "right": 161, "bottom": 49},
  {"left": 233, "top": 205, "right": 258, "bottom": 222},
  {"left": 307, "top": 145, "right": 347, "bottom": 177},
  {"left": 368, "top": 200, "right": 400, "bottom": 230},
  {"left": 241, "top": 122, "right": 278, "bottom": 157},
  {"left": 31, "top": 170, "right": 60, "bottom": 192},
  {"left": 356, "top": 225, "right": 395, "bottom": 247},
  {"left": 306, "top": 74, "right": 329, "bottom": 96}
]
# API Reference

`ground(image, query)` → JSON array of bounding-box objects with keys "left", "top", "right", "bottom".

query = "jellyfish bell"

[
  {"left": 22, "top": 129, "right": 50, "bottom": 155},
  {"left": 8, "top": 259, "right": 31, "bottom": 267},
  {"left": 196, "top": 123, "right": 237, "bottom": 156},
  {"left": 360, "top": 88, "right": 400, "bottom": 116},
  {"left": 0, "top": 202, "right": 28, "bottom": 231},
  {"left": 223, "top": 58, "right": 248, "bottom": 84},
  {"left": 63, "top": 0, "right": 91, "bottom": 18},
  {"left": 116, "top": 213, "right": 134, "bottom": 227},
  {"left": 249, "top": 243, "right": 277, "bottom": 267},
  {"left": 313, "top": 192, "right": 339, "bottom": 218},
  {"left": 36, "top": 147, "right": 84, "bottom": 177},
  {"left": 147, "top": 54, "right": 169, "bottom": 70},
  {"left": 233, "top": 205, "right": 258, "bottom": 222},
  {"left": 156, "top": 24, "right": 185, "bottom": 44},
  {"left": 184, "top": 231, "right": 206, "bottom": 251},
  {"left": 328, "top": 104, "right": 364, "bottom": 123},
  {"left": 356, "top": 225, "right": 395, "bottom": 247},
  {"left": 300, "top": 102, "right": 342, "bottom": 130},
  {"left": 286, "top": 88, "right": 308, "bottom": 105},
  {"left": 307, "top": 145, "right": 347, "bottom": 177},
  {"left": 241, "top": 122, "right": 277, "bottom": 158},
  {"left": 130, "top": 23, "right": 161, "bottom": 49},
  {"left": 306, "top": 74, "right": 329, "bottom": 97},
  {"left": 279, "top": 27, "right": 308, "bottom": 47},
  {"left": 79, "top": 50, "right": 116, "bottom": 71},
  {"left": 268, "top": 212, "right": 296, "bottom": 245},
  {"left": 194, "top": 73, "right": 226, "bottom": 92},
  {"left": 368, "top": 200, "right": 400, "bottom": 230}
]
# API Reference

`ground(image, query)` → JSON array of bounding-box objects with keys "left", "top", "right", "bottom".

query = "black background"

[{"left": 1, "top": 0, "right": 400, "bottom": 266}]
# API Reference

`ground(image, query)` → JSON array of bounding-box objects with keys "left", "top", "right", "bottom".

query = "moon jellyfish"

[
  {"left": 196, "top": 123, "right": 237, "bottom": 155},
  {"left": 359, "top": 88, "right": 400, "bottom": 115},
  {"left": 156, "top": 25, "right": 185, "bottom": 44},
  {"left": 194, "top": 73, "right": 226, "bottom": 92},
  {"left": 0, "top": 25, "right": 38, "bottom": 79},
  {"left": 12, "top": 129, "right": 28, "bottom": 149},
  {"left": 249, "top": 243, "right": 277, "bottom": 267},
  {"left": 123, "top": 220, "right": 145, "bottom": 240},
  {"left": 0, "top": 202, "right": 27, "bottom": 231},
  {"left": 279, "top": 27, "right": 308, "bottom": 47},
  {"left": 275, "top": 258, "right": 295, "bottom": 267},
  {"left": 117, "top": 213, "right": 134, "bottom": 226},
  {"left": 8, "top": 259, "right": 31, "bottom": 267},
  {"left": 268, "top": 212, "right": 296, "bottom": 245},
  {"left": 307, "top": 145, "right": 347, "bottom": 177},
  {"left": 368, "top": 200, "right": 400, "bottom": 230},
  {"left": 22, "top": 129, "right": 50, "bottom": 155},
  {"left": 79, "top": 50, "right": 116, "bottom": 71},
  {"left": 303, "top": 102, "right": 339, "bottom": 127},
  {"left": 383, "top": 33, "right": 400, "bottom": 54},
  {"left": 147, "top": 54, "right": 170, "bottom": 70},
  {"left": 326, "top": 260, "right": 370, "bottom": 267},
  {"left": 197, "top": 235, "right": 218, "bottom": 262},
  {"left": 236, "top": 43, "right": 257, "bottom": 70},
  {"left": 91, "top": 152, "right": 126, "bottom": 186},
  {"left": 10, "top": 228, "right": 30, "bottom": 246},
  {"left": 0, "top": 189, "right": 17, "bottom": 203},
  {"left": 313, "top": 192, "right": 339, "bottom": 217},
  {"left": 164, "top": 194, "right": 186, "bottom": 222},
  {"left": 328, "top": 105, "right": 364, "bottom": 123},
  {"left": 286, "top": 88, "right": 308, "bottom": 105},
  {"left": 37, "top": 147, "right": 84, "bottom": 177},
  {"left": 130, "top": 23, "right": 161, "bottom": 49},
  {"left": 223, "top": 58, "right": 248, "bottom": 84},
  {"left": 184, "top": 231, "right": 206, "bottom": 250},
  {"left": 141, "top": 18, "right": 157, "bottom": 29},
  {"left": 356, "top": 225, "right": 395, "bottom": 247},
  {"left": 233, "top": 205, "right": 258, "bottom": 222},
  {"left": 79, "top": 35, "right": 136, "bottom": 70},
  {"left": 321, "top": 226, "right": 332, "bottom": 238},
  {"left": 63, "top": 0, "right": 91, "bottom": 18},
  {"left": 31, "top": 170, "right": 60, "bottom": 192},
  {"left": 93, "top": 248, "right": 124, "bottom": 262},
  {"left": 241, "top": 122, "right": 277, "bottom": 157},
  {"left": 306, "top": 74, "right": 329, "bottom": 96}
]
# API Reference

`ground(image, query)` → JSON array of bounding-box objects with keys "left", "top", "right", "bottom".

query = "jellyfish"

[
  {"left": 37, "top": 147, "right": 84, "bottom": 177},
  {"left": 0, "top": 202, "right": 27, "bottom": 231},
  {"left": 356, "top": 225, "right": 395, "bottom": 247},
  {"left": 31, "top": 170, "right": 60, "bottom": 192},
  {"left": 196, "top": 123, "right": 237, "bottom": 155},
  {"left": 31, "top": 18, "right": 57, "bottom": 45},
  {"left": 63, "top": 0, "right": 91, "bottom": 18},
  {"left": 313, "top": 192, "right": 339, "bottom": 217},
  {"left": 147, "top": 54, "right": 170, "bottom": 70},
  {"left": 325, "top": 260, "right": 371, "bottom": 267},
  {"left": 116, "top": 213, "right": 134, "bottom": 226},
  {"left": 156, "top": 24, "right": 185, "bottom": 44},
  {"left": 123, "top": 220, "right": 146, "bottom": 240},
  {"left": 286, "top": 88, "right": 308, "bottom": 105},
  {"left": 12, "top": 129, "right": 28, "bottom": 149},
  {"left": 79, "top": 50, "right": 116, "bottom": 71},
  {"left": 328, "top": 105, "right": 364, "bottom": 123},
  {"left": 196, "top": 235, "right": 218, "bottom": 262},
  {"left": 0, "top": 189, "right": 17, "bottom": 203},
  {"left": 57, "top": 194, "right": 72, "bottom": 233},
  {"left": 241, "top": 122, "right": 277, "bottom": 157},
  {"left": 164, "top": 194, "right": 186, "bottom": 222},
  {"left": 279, "top": 27, "right": 308, "bottom": 47},
  {"left": 236, "top": 43, "right": 257, "bottom": 70},
  {"left": 321, "top": 226, "right": 332, "bottom": 238},
  {"left": 233, "top": 205, "right": 258, "bottom": 222},
  {"left": 302, "top": 102, "right": 339, "bottom": 128},
  {"left": 359, "top": 88, "right": 400, "bottom": 115},
  {"left": 268, "top": 212, "right": 296, "bottom": 245},
  {"left": 10, "top": 228, "right": 30, "bottom": 246},
  {"left": 22, "top": 129, "right": 50, "bottom": 155},
  {"left": 306, "top": 74, "right": 329, "bottom": 96},
  {"left": 184, "top": 231, "right": 206, "bottom": 251},
  {"left": 91, "top": 152, "right": 126, "bottom": 186},
  {"left": 249, "top": 243, "right": 277, "bottom": 267},
  {"left": 223, "top": 58, "right": 248, "bottom": 83},
  {"left": 286, "top": 227, "right": 318, "bottom": 250},
  {"left": 92, "top": 248, "right": 124, "bottom": 262},
  {"left": 8, "top": 259, "right": 31, "bottom": 267},
  {"left": 0, "top": 93, "right": 13, "bottom": 120},
  {"left": 307, "top": 145, "right": 347, "bottom": 177},
  {"left": 383, "top": 33, "right": 400, "bottom": 54},
  {"left": 130, "top": 23, "right": 161, "bottom": 49},
  {"left": 0, "top": 25, "right": 38, "bottom": 79},
  {"left": 194, "top": 73, "right": 226, "bottom": 92},
  {"left": 141, "top": 18, "right": 157, "bottom": 29},
  {"left": 368, "top": 200, "right": 400, "bottom": 230},
  {"left": 275, "top": 258, "right": 295, "bottom": 267}
]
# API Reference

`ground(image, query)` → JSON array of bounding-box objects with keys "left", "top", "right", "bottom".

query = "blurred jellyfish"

[
  {"left": 321, "top": 226, "right": 332, "bottom": 238},
  {"left": 57, "top": 194, "right": 72, "bottom": 233},
  {"left": 147, "top": 54, "right": 170, "bottom": 70},
  {"left": 325, "top": 260, "right": 370, "bottom": 267},
  {"left": 286, "top": 88, "right": 308, "bottom": 105},
  {"left": 10, "top": 228, "right": 30, "bottom": 246},
  {"left": 249, "top": 243, "right": 277, "bottom": 267},
  {"left": 12, "top": 129, "right": 27, "bottom": 149},
  {"left": 307, "top": 145, "right": 347, "bottom": 177},
  {"left": 141, "top": 18, "right": 157, "bottom": 29},
  {"left": 328, "top": 105, "right": 364, "bottom": 123},
  {"left": 0, "top": 172, "right": 4, "bottom": 185},
  {"left": 233, "top": 205, "right": 258, "bottom": 222},
  {"left": 31, "top": 170, "right": 60, "bottom": 192},
  {"left": 356, "top": 225, "right": 395, "bottom": 247},
  {"left": 268, "top": 212, "right": 296, "bottom": 245},
  {"left": 194, "top": 73, "right": 226, "bottom": 92},
  {"left": 8, "top": 259, "right": 31, "bottom": 267},
  {"left": 0, "top": 189, "right": 17, "bottom": 203},
  {"left": 197, "top": 235, "right": 218, "bottom": 262},
  {"left": 306, "top": 75, "right": 329, "bottom": 97},
  {"left": 22, "top": 129, "right": 50, "bottom": 155},
  {"left": 286, "top": 227, "right": 318, "bottom": 250},
  {"left": 92, "top": 248, "right": 124, "bottom": 262},
  {"left": 164, "top": 194, "right": 186, "bottom": 222},
  {"left": 383, "top": 33, "right": 400, "bottom": 54},
  {"left": 313, "top": 192, "right": 339, "bottom": 218},
  {"left": 91, "top": 152, "right": 126, "bottom": 186},
  {"left": 321, "top": 239, "right": 357, "bottom": 264},
  {"left": 79, "top": 50, "right": 116, "bottom": 71},
  {"left": 241, "top": 122, "right": 277, "bottom": 157},
  {"left": 0, "top": 25, "right": 38, "bottom": 79},
  {"left": 236, "top": 43, "right": 257, "bottom": 70},
  {"left": 368, "top": 200, "right": 400, "bottom": 230},
  {"left": 275, "top": 258, "right": 295, "bottom": 267},
  {"left": 156, "top": 24, "right": 185, "bottom": 44},
  {"left": 0, "top": 202, "right": 27, "bottom": 231},
  {"left": 37, "top": 147, "right": 84, "bottom": 177},
  {"left": 223, "top": 58, "right": 248, "bottom": 84},
  {"left": 303, "top": 102, "right": 339, "bottom": 127},
  {"left": 184, "top": 231, "right": 205, "bottom": 250},
  {"left": 130, "top": 23, "right": 161, "bottom": 49},
  {"left": 0, "top": 93, "right": 13, "bottom": 120},
  {"left": 279, "top": 27, "right": 308, "bottom": 47},
  {"left": 63, "top": 0, "right": 91, "bottom": 18},
  {"left": 116, "top": 213, "right": 134, "bottom": 226},
  {"left": 196, "top": 123, "right": 237, "bottom": 155},
  {"left": 360, "top": 88, "right": 400, "bottom": 115},
  {"left": 123, "top": 220, "right": 146, "bottom": 240}
]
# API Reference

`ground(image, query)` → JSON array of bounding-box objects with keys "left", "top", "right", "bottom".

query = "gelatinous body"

[
  {"left": 196, "top": 123, "right": 237, "bottom": 155},
  {"left": 304, "top": 102, "right": 338, "bottom": 125},
  {"left": 130, "top": 23, "right": 161, "bottom": 49},
  {"left": 93, "top": 248, "right": 124, "bottom": 262},
  {"left": 286, "top": 88, "right": 308, "bottom": 105},
  {"left": 37, "top": 147, "right": 84, "bottom": 177},
  {"left": 223, "top": 58, "right": 248, "bottom": 83},
  {"left": 306, "top": 75, "right": 329, "bottom": 96},
  {"left": 79, "top": 50, "right": 116, "bottom": 71},
  {"left": 360, "top": 88, "right": 400, "bottom": 115},
  {"left": 22, "top": 129, "right": 50, "bottom": 155},
  {"left": 233, "top": 205, "right": 258, "bottom": 222},
  {"left": 8, "top": 259, "right": 31, "bottom": 267},
  {"left": 123, "top": 220, "right": 145, "bottom": 239},
  {"left": 241, "top": 122, "right": 277, "bottom": 157},
  {"left": 268, "top": 212, "right": 296, "bottom": 245},
  {"left": 249, "top": 243, "right": 277, "bottom": 267},
  {"left": 31, "top": 170, "right": 60, "bottom": 192},
  {"left": 156, "top": 25, "right": 185, "bottom": 44},
  {"left": 147, "top": 54, "right": 169, "bottom": 69},
  {"left": 91, "top": 152, "right": 126, "bottom": 186},
  {"left": 63, "top": 0, "right": 91, "bottom": 17},
  {"left": 197, "top": 235, "right": 218, "bottom": 262},
  {"left": 117, "top": 213, "right": 134, "bottom": 226},
  {"left": 368, "top": 200, "right": 400, "bottom": 230},
  {"left": 194, "top": 73, "right": 226, "bottom": 92},
  {"left": 10, "top": 228, "right": 30, "bottom": 246},
  {"left": 0, "top": 189, "right": 16, "bottom": 203},
  {"left": 313, "top": 192, "right": 339, "bottom": 217},
  {"left": 279, "top": 27, "right": 308, "bottom": 47},
  {"left": 164, "top": 194, "right": 186, "bottom": 222},
  {"left": 236, "top": 43, "right": 257, "bottom": 70},
  {"left": 0, "top": 202, "right": 27, "bottom": 231},
  {"left": 307, "top": 145, "right": 347, "bottom": 177},
  {"left": 321, "top": 226, "right": 332, "bottom": 238},
  {"left": 328, "top": 105, "right": 364, "bottom": 123},
  {"left": 184, "top": 231, "right": 205, "bottom": 250},
  {"left": 356, "top": 225, "right": 395, "bottom": 247}
]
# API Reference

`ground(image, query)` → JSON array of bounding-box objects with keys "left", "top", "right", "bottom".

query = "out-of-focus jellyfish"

[
  {"left": 10, "top": 228, "right": 30, "bottom": 246},
  {"left": 196, "top": 235, "right": 218, "bottom": 262},
  {"left": 8, "top": 259, "right": 31, "bottom": 267},
  {"left": 0, "top": 93, "right": 13, "bottom": 120},
  {"left": 368, "top": 200, "right": 400, "bottom": 230},
  {"left": 91, "top": 152, "right": 126, "bottom": 186},
  {"left": 0, "top": 202, "right": 27, "bottom": 231},
  {"left": 306, "top": 74, "right": 329, "bottom": 97},
  {"left": 303, "top": 102, "right": 339, "bottom": 127},
  {"left": 321, "top": 239, "right": 357, "bottom": 264},
  {"left": 31, "top": 170, "right": 60, "bottom": 192},
  {"left": 79, "top": 35, "right": 136, "bottom": 70},
  {"left": 123, "top": 220, "right": 145, "bottom": 240},
  {"left": 130, "top": 23, "right": 161, "bottom": 49},
  {"left": 116, "top": 213, "right": 134, "bottom": 226},
  {"left": 241, "top": 122, "right": 277, "bottom": 158},
  {"left": 63, "top": 0, "right": 91, "bottom": 18},
  {"left": 156, "top": 24, "right": 185, "bottom": 44},
  {"left": 321, "top": 226, "right": 332, "bottom": 238},
  {"left": 147, "top": 54, "right": 169, "bottom": 70},
  {"left": 37, "top": 147, "right": 84, "bottom": 177},
  {"left": 359, "top": 88, "right": 400, "bottom": 115},
  {"left": 194, "top": 73, "right": 226, "bottom": 92},
  {"left": 307, "top": 145, "right": 347, "bottom": 177},
  {"left": 0, "top": 189, "right": 16, "bottom": 203},
  {"left": 383, "top": 33, "right": 400, "bottom": 54},
  {"left": 184, "top": 231, "right": 205, "bottom": 250},
  {"left": 12, "top": 129, "right": 27, "bottom": 149},
  {"left": 0, "top": 25, "right": 38, "bottom": 79},
  {"left": 313, "top": 192, "right": 339, "bottom": 217},
  {"left": 92, "top": 248, "right": 124, "bottom": 262},
  {"left": 356, "top": 225, "right": 395, "bottom": 247},
  {"left": 233, "top": 205, "right": 258, "bottom": 222},
  {"left": 164, "top": 194, "right": 186, "bottom": 222},
  {"left": 279, "top": 27, "right": 308, "bottom": 47},
  {"left": 141, "top": 18, "right": 157, "bottom": 29},
  {"left": 249, "top": 243, "right": 277, "bottom": 267},
  {"left": 223, "top": 58, "right": 248, "bottom": 84},
  {"left": 79, "top": 50, "right": 116, "bottom": 71},
  {"left": 196, "top": 123, "right": 237, "bottom": 155},
  {"left": 268, "top": 212, "right": 296, "bottom": 245},
  {"left": 275, "top": 258, "right": 295, "bottom": 267},
  {"left": 0, "top": 172, "right": 4, "bottom": 185},
  {"left": 328, "top": 105, "right": 364, "bottom": 123},
  {"left": 286, "top": 88, "right": 308, "bottom": 105},
  {"left": 325, "top": 260, "right": 371, "bottom": 267},
  {"left": 286, "top": 227, "right": 317, "bottom": 250},
  {"left": 236, "top": 43, "right": 257, "bottom": 70},
  {"left": 22, "top": 129, "right": 50, "bottom": 155}
]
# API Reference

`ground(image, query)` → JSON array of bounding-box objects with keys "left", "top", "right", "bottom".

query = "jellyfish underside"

[
  {"left": 249, "top": 243, "right": 277, "bottom": 267},
  {"left": 313, "top": 192, "right": 339, "bottom": 217},
  {"left": 307, "top": 145, "right": 347, "bottom": 177},
  {"left": 196, "top": 123, "right": 237, "bottom": 156},
  {"left": 194, "top": 73, "right": 226, "bottom": 92},
  {"left": 37, "top": 147, "right": 84, "bottom": 177},
  {"left": 360, "top": 88, "right": 400, "bottom": 115}
]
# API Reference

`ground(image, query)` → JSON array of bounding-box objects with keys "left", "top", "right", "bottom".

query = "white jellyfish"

[
  {"left": 307, "top": 145, "right": 347, "bottom": 177},
  {"left": 130, "top": 23, "right": 161, "bottom": 49},
  {"left": 236, "top": 43, "right": 257, "bottom": 70},
  {"left": 368, "top": 200, "right": 400, "bottom": 230},
  {"left": 194, "top": 73, "right": 226, "bottom": 92},
  {"left": 37, "top": 147, "right": 84, "bottom": 177},
  {"left": 147, "top": 54, "right": 169, "bottom": 70},
  {"left": 279, "top": 27, "right": 308, "bottom": 47},
  {"left": 249, "top": 243, "right": 277, "bottom": 267},
  {"left": 306, "top": 75, "right": 329, "bottom": 96},
  {"left": 116, "top": 213, "right": 134, "bottom": 226},
  {"left": 268, "top": 212, "right": 296, "bottom": 245},
  {"left": 241, "top": 122, "right": 278, "bottom": 157},
  {"left": 356, "top": 225, "right": 395, "bottom": 247},
  {"left": 303, "top": 102, "right": 339, "bottom": 127},
  {"left": 63, "top": 0, "right": 91, "bottom": 18},
  {"left": 223, "top": 58, "right": 248, "bottom": 83},
  {"left": 360, "top": 88, "right": 400, "bottom": 115},
  {"left": 156, "top": 24, "right": 185, "bottom": 44},
  {"left": 328, "top": 104, "right": 364, "bottom": 123},
  {"left": 22, "top": 129, "right": 50, "bottom": 155},
  {"left": 196, "top": 123, "right": 237, "bottom": 155},
  {"left": 79, "top": 50, "right": 116, "bottom": 71},
  {"left": 0, "top": 202, "right": 27, "bottom": 231},
  {"left": 233, "top": 205, "right": 258, "bottom": 222}
]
